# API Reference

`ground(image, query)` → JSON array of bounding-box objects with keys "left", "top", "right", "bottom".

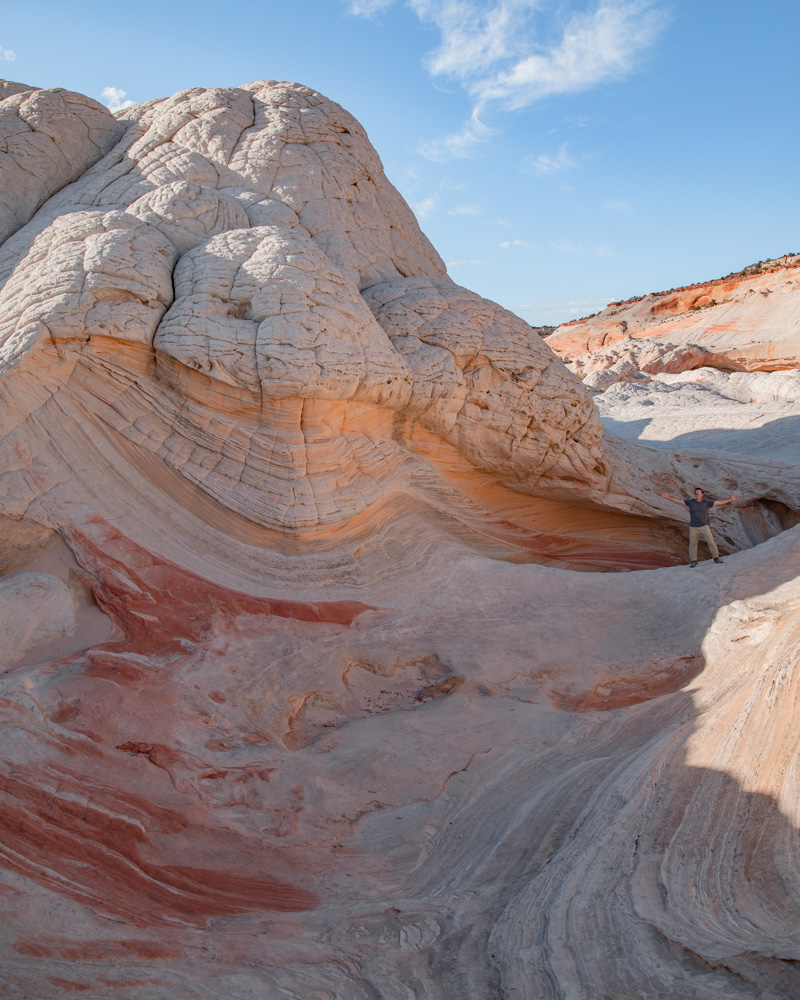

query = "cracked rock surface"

[{"left": 1, "top": 77, "right": 800, "bottom": 999}]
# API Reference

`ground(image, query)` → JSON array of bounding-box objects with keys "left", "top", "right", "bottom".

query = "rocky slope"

[
  {"left": 1, "top": 78, "right": 800, "bottom": 999},
  {"left": 548, "top": 254, "right": 800, "bottom": 377}
]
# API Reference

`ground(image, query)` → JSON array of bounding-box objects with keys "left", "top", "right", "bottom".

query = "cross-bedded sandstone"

[{"left": 1, "top": 77, "right": 800, "bottom": 1000}]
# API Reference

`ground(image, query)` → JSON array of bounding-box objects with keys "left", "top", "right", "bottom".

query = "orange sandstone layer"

[{"left": 547, "top": 255, "right": 800, "bottom": 375}]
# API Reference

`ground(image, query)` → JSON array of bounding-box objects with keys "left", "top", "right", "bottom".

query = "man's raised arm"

[
  {"left": 713, "top": 495, "right": 739, "bottom": 506},
  {"left": 659, "top": 492, "right": 685, "bottom": 504}
]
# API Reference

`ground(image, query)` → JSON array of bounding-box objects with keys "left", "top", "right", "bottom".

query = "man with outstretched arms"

[{"left": 659, "top": 487, "right": 739, "bottom": 567}]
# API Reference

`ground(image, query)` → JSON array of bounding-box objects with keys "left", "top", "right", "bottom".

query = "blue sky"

[{"left": 2, "top": 0, "right": 798, "bottom": 325}]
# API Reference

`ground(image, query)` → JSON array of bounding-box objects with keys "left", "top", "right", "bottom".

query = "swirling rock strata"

[{"left": 1, "top": 78, "right": 800, "bottom": 999}]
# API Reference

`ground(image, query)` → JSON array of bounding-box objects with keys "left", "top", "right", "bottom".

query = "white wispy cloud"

[
  {"left": 448, "top": 202, "right": 482, "bottom": 215},
  {"left": 511, "top": 296, "right": 611, "bottom": 323},
  {"left": 101, "top": 86, "right": 135, "bottom": 113},
  {"left": 1, "top": 45, "right": 16, "bottom": 62},
  {"left": 420, "top": 0, "right": 526, "bottom": 80},
  {"left": 523, "top": 142, "right": 575, "bottom": 175},
  {"left": 499, "top": 238, "right": 529, "bottom": 247},
  {"left": 552, "top": 237, "right": 616, "bottom": 257},
  {"left": 348, "top": 0, "right": 665, "bottom": 159},
  {"left": 413, "top": 196, "right": 437, "bottom": 217},
  {"left": 474, "top": 1, "right": 663, "bottom": 109},
  {"left": 419, "top": 115, "right": 493, "bottom": 161},
  {"left": 447, "top": 258, "right": 484, "bottom": 267},
  {"left": 515, "top": 296, "right": 610, "bottom": 310},
  {"left": 603, "top": 197, "right": 631, "bottom": 213},
  {"left": 346, "top": 0, "right": 395, "bottom": 15}
]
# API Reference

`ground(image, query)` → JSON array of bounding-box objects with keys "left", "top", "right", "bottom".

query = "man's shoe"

[
  {"left": 690, "top": 561, "right": 698, "bottom": 568},
  {"left": 714, "top": 557, "right": 723, "bottom": 564}
]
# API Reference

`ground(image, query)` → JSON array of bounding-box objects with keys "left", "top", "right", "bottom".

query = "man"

[{"left": 659, "top": 487, "right": 739, "bottom": 567}]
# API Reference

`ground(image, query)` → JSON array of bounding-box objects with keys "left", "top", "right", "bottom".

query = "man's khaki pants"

[{"left": 689, "top": 525, "right": 719, "bottom": 561}]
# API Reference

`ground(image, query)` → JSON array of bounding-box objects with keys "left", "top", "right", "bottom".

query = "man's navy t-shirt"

[{"left": 684, "top": 498, "right": 715, "bottom": 526}]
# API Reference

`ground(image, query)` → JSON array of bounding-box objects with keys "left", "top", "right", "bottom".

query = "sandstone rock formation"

[
  {"left": 597, "top": 367, "right": 800, "bottom": 462},
  {"left": 0, "top": 86, "right": 121, "bottom": 245},
  {"left": 549, "top": 254, "right": 800, "bottom": 377},
  {"left": 0, "top": 79, "right": 37, "bottom": 100},
  {"left": 1, "top": 77, "right": 800, "bottom": 999}
]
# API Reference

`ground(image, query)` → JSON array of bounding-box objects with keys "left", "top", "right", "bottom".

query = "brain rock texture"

[{"left": 1, "top": 79, "right": 800, "bottom": 1000}]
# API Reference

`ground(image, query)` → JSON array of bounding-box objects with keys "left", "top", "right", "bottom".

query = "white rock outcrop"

[
  {"left": 1, "top": 78, "right": 800, "bottom": 1000},
  {"left": 0, "top": 78, "right": 622, "bottom": 539},
  {"left": 0, "top": 86, "right": 121, "bottom": 245}
]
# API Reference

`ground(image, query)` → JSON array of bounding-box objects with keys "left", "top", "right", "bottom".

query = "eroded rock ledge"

[
  {"left": 2, "top": 78, "right": 800, "bottom": 1000},
  {"left": 1, "top": 79, "right": 794, "bottom": 572}
]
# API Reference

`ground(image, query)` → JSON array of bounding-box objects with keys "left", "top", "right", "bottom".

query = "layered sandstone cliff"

[
  {"left": 1, "top": 78, "right": 800, "bottom": 999},
  {"left": 548, "top": 254, "right": 800, "bottom": 378}
]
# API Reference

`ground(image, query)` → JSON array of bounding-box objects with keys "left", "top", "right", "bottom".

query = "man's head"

[{"left": 693, "top": 488, "right": 704, "bottom": 499}]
